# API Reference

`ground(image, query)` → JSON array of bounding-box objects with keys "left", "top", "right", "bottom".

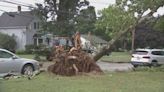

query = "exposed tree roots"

[{"left": 47, "top": 50, "right": 103, "bottom": 76}]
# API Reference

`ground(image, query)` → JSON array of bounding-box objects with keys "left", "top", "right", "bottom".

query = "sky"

[
  {"left": 0, "top": 0, "right": 163, "bottom": 16},
  {"left": 0, "top": 0, "right": 115, "bottom": 15}
]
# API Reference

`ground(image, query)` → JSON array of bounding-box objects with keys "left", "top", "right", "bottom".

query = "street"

[
  {"left": 42, "top": 61, "right": 134, "bottom": 72},
  {"left": 97, "top": 61, "right": 134, "bottom": 72}
]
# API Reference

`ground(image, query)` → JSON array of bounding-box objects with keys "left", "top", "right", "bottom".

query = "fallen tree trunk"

[{"left": 93, "top": 26, "right": 134, "bottom": 61}]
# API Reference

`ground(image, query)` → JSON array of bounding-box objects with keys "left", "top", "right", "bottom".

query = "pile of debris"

[{"left": 48, "top": 48, "right": 103, "bottom": 76}]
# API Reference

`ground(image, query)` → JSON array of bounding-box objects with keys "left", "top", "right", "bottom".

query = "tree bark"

[{"left": 93, "top": 26, "right": 133, "bottom": 61}]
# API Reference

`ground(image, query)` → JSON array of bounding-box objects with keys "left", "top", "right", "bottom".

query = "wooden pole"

[{"left": 131, "top": 29, "right": 135, "bottom": 52}]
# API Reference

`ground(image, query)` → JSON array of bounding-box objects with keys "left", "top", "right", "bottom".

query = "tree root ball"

[{"left": 47, "top": 50, "right": 103, "bottom": 76}]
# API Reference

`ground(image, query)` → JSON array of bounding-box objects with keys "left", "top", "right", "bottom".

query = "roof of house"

[
  {"left": 0, "top": 11, "right": 35, "bottom": 28},
  {"left": 81, "top": 34, "right": 108, "bottom": 44}
]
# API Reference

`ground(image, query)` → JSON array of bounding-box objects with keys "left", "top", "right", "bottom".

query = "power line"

[
  {"left": 0, "top": 4, "right": 28, "bottom": 9},
  {"left": 0, "top": 0, "right": 35, "bottom": 8}
]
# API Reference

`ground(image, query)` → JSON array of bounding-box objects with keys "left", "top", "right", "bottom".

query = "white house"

[
  {"left": 81, "top": 34, "right": 108, "bottom": 51},
  {"left": 0, "top": 6, "right": 40, "bottom": 50}
]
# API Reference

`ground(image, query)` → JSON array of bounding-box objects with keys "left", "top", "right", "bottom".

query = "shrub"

[
  {"left": 0, "top": 33, "right": 16, "bottom": 52},
  {"left": 33, "top": 44, "right": 51, "bottom": 56},
  {"left": 25, "top": 44, "right": 51, "bottom": 56},
  {"left": 16, "top": 50, "right": 27, "bottom": 55},
  {"left": 134, "top": 65, "right": 164, "bottom": 72},
  {"left": 25, "top": 44, "right": 35, "bottom": 54}
]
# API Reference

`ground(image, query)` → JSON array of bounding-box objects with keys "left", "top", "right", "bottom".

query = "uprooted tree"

[{"left": 36, "top": 0, "right": 164, "bottom": 76}]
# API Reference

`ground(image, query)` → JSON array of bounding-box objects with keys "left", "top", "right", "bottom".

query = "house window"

[
  {"left": 34, "top": 38, "right": 43, "bottom": 46},
  {"left": 37, "top": 22, "right": 40, "bottom": 29},
  {"left": 34, "top": 39, "right": 37, "bottom": 45},
  {"left": 34, "top": 22, "right": 37, "bottom": 29},
  {"left": 46, "top": 38, "right": 50, "bottom": 45},
  {"left": 38, "top": 39, "right": 43, "bottom": 44},
  {"left": 0, "top": 51, "right": 13, "bottom": 58}
]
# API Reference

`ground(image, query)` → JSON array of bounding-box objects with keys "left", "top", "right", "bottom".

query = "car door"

[
  {"left": 0, "top": 50, "right": 16, "bottom": 73},
  {"left": 151, "top": 51, "right": 164, "bottom": 64},
  {"left": 160, "top": 51, "right": 164, "bottom": 64}
]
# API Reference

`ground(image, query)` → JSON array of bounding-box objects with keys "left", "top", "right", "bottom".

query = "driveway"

[
  {"left": 41, "top": 61, "right": 134, "bottom": 72},
  {"left": 97, "top": 61, "right": 134, "bottom": 72}
]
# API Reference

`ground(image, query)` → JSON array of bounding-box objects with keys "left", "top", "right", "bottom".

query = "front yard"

[
  {"left": 0, "top": 72, "right": 164, "bottom": 92},
  {"left": 101, "top": 52, "right": 131, "bottom": 62},
  {"left": 0, "top": 52, "right": 163, "bottom": 92}
]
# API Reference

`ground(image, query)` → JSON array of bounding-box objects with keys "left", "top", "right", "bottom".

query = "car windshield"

[
  {"left": 0, "top": 51, "right": 13, "bottom": 58},
  {"left": 133, "top": 50, "right": 148, "bottom": 55}
]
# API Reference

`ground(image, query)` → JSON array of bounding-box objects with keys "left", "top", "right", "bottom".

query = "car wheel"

[
  {"left": 21, "top": 64, "right": 34, "bottom": 75},
  {"left": 151, "top": 61, "right": 158, "bottom": 67}
]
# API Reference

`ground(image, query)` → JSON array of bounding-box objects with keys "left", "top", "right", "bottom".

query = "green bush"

[
  {"left": 25, "top": 44, "right": 35, "bottom": 54},
  {"left": 34, "top": 44, "right": 51, "bottom": 56},
  {"left": 16, "top": 50, "right": 27, "bottom": 55},
  {"left": 0, "top": 33, "right": 16, "bottom": 52},
  {"left": 25, "top": 44, "right": 51, "bottom": 56}
]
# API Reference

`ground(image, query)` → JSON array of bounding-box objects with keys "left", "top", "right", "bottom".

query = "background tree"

[
  {"left": 135, "top": 22, "right": 164, "bottom": 48},
  {"left": 35, "top": 0, "right": 91, "bottom": 36},
  {"left": 153, "top": 16, "right": 164, "bottom": 32},
  {"left": 95, "top": 6, "right": 135, "bottom": 50},
  {"left": 75, "top": 6, "right": 97, "bottom": 34}
]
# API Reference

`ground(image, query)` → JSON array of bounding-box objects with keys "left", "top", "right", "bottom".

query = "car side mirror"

[{"left": 12, "top": 56, "right": 18, "bottom": 59}]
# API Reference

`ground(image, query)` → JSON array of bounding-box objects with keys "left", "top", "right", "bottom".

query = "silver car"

[{"left": 0, "top": 48, "right": 40, "bottom": 75}]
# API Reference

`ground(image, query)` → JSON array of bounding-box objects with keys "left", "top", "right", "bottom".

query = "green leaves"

[
  {"left": 0, "top": 33, "right": 16, "bottom": 51},
  {"left": 75, "top": 6, "right": 96, "bottom": 34},
  {"left": 96, "top": 6, "right": 136, "bottom": 38},
  {"left": 96, "top": 0, "right": 164, "bottom": 39},
  {"left": 153, "top": 16, "right": 164, "bottom": 32},
  {"left": 117, "top": 0, "right": 164, "bottom": 16},
  {"left": 35, "top": 0, "right": 91, "bottom": 36}
]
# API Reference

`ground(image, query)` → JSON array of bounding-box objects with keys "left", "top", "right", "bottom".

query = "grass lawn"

[
  {"left": 101, "top": 52, "right": 131, "bottom": 63},
  {"left": 0, "top": 72, "right": 164, "bottom": 92},
  {"left": 17, "top": 54, "right": 46, "bottom": 61},
  {"left": 17, "top": 54, "right": 34, "bottom": 59},
  {"left": 17, "top": 52, "right": 131, "bottom": 62}
]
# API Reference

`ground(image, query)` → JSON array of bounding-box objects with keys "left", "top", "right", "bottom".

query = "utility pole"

[{"left": 131, "top": 29, "right": 135, "bottom": 52}]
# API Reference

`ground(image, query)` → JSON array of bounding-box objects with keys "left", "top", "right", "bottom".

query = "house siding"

[
  {"left": 0, "top": 28, "right": 26, "bottom": 50},
  {"left": 26, "top": 19, "right": 39, "bottom": 45},
  {"left": 0, "top": 11, "right": 42, "bottom": 50}
]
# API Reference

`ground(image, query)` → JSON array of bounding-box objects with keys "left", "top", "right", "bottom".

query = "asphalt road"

[{"left": 96, "top": 61, "right": 134, "bottom": 72}]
